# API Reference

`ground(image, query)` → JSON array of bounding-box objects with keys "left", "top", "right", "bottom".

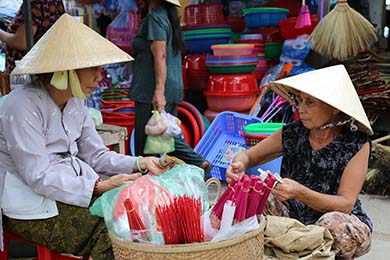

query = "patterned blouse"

[
  {"left": 281, "top": 121, "right": 373, "bottom": 231},
  {"left": 6, "top": 0, "right": 65, "bottom": 73}
]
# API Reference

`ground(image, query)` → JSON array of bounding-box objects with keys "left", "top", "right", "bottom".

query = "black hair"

[{"left": 161, "top": 1, "right": 184, "bottom": 55}]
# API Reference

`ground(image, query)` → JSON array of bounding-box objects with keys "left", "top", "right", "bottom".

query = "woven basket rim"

[{"left": 109, "top": 215, "right": 265, "bottom": 254}]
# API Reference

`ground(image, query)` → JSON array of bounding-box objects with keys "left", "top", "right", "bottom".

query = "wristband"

[{"left": 136, "top": 156, "right": 148, "bottom": 174}]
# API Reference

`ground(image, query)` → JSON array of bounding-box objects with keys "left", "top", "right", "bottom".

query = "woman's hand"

[
  {"left": 152, "top": 90, "right": 166, "bottom": 112},
  {"left": 139, "top": 156, "right": 171, "bottom": 176},
  {"left": 226, "top": 161, "right": 246, "bottom": 183},
  {"left": 97, "top": 173, "right": 141, "bottom": 194},
  {"left": 271, "top": 178, "right": 302, "bottom": 201}
]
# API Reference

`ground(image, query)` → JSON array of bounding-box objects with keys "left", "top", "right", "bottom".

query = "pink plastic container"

[{"left": 211, "top": 44, "right": 255, "bottom": 56}]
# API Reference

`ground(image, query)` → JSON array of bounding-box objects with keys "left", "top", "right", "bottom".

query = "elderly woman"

[
  {"left": 0, "top": 14, "right": 168, "bottom": 260},
  {"left": 227, "top": 65, "right": 372, "bottom": 259}
]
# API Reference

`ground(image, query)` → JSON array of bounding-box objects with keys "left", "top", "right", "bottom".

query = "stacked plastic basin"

[
  {"left": 242, "top": 7, "right": 288, "bottom": 63},
  {"left": 203, "top": 43, "right": 260, "bottom": 122},
  {"left": 235, "top": 34, "right": 268, "bottom": 83},
  {"left": 241, "top": 122, "right": 285, "bottom": 175},
  {"left": 183, "top": 54, "right": 210, "bottom": 92},
  {"left": 183, "top": 4, "right": 232, "bottom": 54}
]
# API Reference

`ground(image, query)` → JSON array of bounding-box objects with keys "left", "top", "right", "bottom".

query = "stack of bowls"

[
  {"left": 183, "top": 26, "right": 233, "bottom": 54},
  {"left": 234, "top": 34, "right": 268, "bottom": 82},
  {"left": 183, "top": 54, "right": 210, "bottom": 91},
  {"left": 204, "top": 74, "right": 260, "bottom": 114},
  {"left": 206, "top": 54, "right": 258, "bottom": 74},
  {"left": 183, "top": 4, "right": 232, "bottom": 54}
]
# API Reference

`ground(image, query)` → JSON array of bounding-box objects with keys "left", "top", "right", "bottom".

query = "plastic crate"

[{"left": 195, "top": 111, "right": 262, "bottom": 181}]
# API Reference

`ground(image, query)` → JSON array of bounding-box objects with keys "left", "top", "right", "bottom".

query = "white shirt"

[{"left": 0, "top": 82, "right": 136, "bottom": 220}]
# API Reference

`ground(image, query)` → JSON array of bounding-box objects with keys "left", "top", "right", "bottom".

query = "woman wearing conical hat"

[
  {"left": 227, "top": 65, "right": 372, "bottom": 259},
  {"left": 0, "top": 14, "right": 170, "bottom": 259}
]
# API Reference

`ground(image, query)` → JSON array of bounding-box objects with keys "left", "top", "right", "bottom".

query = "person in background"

[
  {"left": 226, "top": 65, "right": 372, "bottom": 260},
  {"left": 0, "top": 14, "right": 170, "bottom": 260},
  {"left": 129, "top": 0, "right": 211, "bottom": 174},
  {"left": 0, "top": 0, "right": 64, "bottom": 74}
]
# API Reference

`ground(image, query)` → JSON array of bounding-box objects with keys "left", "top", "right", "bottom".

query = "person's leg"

[
  {"left": 315, "top": 211, "right": 371, "bottom": 259},
  {"left": 3, "top": 201, "right": 114, "bottom": 260},
  {"left": 134, "top": 101, "right": 153, "bottom": 157},
  {"left": 165, "top": 103, "right": 210, "bottom": 170}
]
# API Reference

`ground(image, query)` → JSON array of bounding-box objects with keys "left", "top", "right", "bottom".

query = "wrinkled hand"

[
  {"left": 226, "top": 161, "right": 246, "bottom": 183},
  {"left": 152, "top": 91, "right": 166, "bottom": 112},
  {"left": 139, "top": 156, "right": 172, "bottom": 176},
  {"left": 271, "top": 178, "right": 302, "bottom": 201},
  {"left": 97, "top": 173, "right": 141, "bottom": 194}
]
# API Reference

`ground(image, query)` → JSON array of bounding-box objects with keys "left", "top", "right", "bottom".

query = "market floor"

[{"left": 8, "top": 194, "right": 390, "bottom": 260}]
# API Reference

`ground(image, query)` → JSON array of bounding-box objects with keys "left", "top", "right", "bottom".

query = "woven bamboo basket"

[{"left": 109, "top": 215, "right": 265, "bottom": 260}]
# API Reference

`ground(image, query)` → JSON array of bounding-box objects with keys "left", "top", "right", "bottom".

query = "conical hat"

[
  {"left": 269, "top": 65, "right": 373, "bottom": 135},
  {"left": 12, "top": 13, "right": 134, "bottom": 75},
  {"left": 166, "top": 0, "right": 181, "bottom": 7}
]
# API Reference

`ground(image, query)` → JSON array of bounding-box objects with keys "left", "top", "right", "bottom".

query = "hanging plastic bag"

[
  {"left": 144, "top": 111, "right": 175, "bottom": 154},
  {"left": 106, "top": 0, "right": 140, "bottom": 53}
]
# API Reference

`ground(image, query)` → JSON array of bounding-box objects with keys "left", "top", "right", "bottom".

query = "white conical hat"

[
  {"left": 166, "top": 0, "right": 181, "bottom": 7},
  {"left": 12, "top": 13, "right": 134, "bottom": 75},
  {"left": 269, "top": 65, "right": 373, "bottom": 135}
]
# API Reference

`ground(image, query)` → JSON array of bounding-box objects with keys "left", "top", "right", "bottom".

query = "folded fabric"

[{"left": 264, "top": 216, "right": 335, "bottom": 260}]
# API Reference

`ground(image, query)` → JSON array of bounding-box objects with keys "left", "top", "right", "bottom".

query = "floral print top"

[
  {"left": 281, "top": 121, "right": 373, "bottom": 231},
  {"left": 6, "top": 0, "right": 65, "bottom": 73}
]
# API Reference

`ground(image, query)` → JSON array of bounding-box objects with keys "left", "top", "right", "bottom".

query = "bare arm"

[
  {"left": 226, "top": 129, "right": 284, "bottom": 182},
  {"left": 272, "top": 142, "right": 370, "bottom": 214},
  {"left": 150, "top": 40, "right": 167, "bottom": 112},
  {"left": 0, "top": 24, "right": 37, "bottom": 51}
]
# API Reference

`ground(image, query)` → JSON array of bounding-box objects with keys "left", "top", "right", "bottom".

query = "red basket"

[
  {"left": 184, "top": 4, "right": 224, "bottom": 26},
  {"left": 241, "top": 132, "right": 269, "bottom": 147}
]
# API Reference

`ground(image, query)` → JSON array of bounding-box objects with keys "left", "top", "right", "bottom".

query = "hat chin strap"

[
  {"left": 69, "top": 70, "right": 86, "bottom": 99},
  {"left": 49, "top": 70, "right": 86, "bottom": 99},
  {"left": 320, "top": 118, "right": 358, "bottom": 132}
]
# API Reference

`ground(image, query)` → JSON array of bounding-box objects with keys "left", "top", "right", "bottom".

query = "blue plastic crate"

[{"left": 195, "top": 111, "right": 263, "bottom": 181}]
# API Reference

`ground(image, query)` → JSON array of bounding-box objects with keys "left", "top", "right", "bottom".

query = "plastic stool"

[{"left": 0, "top": 229, "right": 87, "bottom": 260}]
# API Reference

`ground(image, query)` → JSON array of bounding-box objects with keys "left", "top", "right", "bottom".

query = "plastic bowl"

[
  {"left": 243, "top": 8, "right": 289, "bottom": 28},
  {"left": 206, "top": 54, "right": 258, "bottom": 63},
  {"left": 244, "top": 122, "right": 285, "bottom": 133},
  {"left": 264, "top": 42, "right": 283, "bottom": 60},
  {"left": 207, "top": 74, "right": 259, "bottom": 93},
  {"left": 185, "top": 37, "right": 231, "bottom": 54},
  {"left": 207, "top": 64, "right": 257, "bottom": 74},
  {"left": 211, "top": 44, "right": 255, "bottom": 56},
  {"left": 278, "top": 15, "right": 318, "bottom": 39},
  {"left": 204, "top": 93, "right": 259, "bottom": 112}
]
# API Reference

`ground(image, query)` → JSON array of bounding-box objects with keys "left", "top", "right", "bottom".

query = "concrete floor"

[
  {"left": 8, "top": 194, "right": 390, "bottom": 259},
  {"left": 357, "top": 195, "right": 390, "bottom": 260}
]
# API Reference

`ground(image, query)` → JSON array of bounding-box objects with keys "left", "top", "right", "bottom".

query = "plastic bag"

[
  {"left": 161, "top": 111, "right": 182, "bottom": 138},
  {"left": 144, "top": 111, "right": 175, "bottom": 154},
  {"left": 106, "top": 0, "right": 140, "bottom": 53},
  {"left": 203, "top": 208, "right": 260, "bottom": 242},
  {"left": 90, "top": 176, "right": 169, "bottom": 244},
  {"left": 144, "top": 135, "right": 175, "bottom": 154},
  {"left": 153, "top": 164, "right": 209, "bottom": 213},
  {"left": 145, "top": 110, "right": 168, "bottom": 136}
]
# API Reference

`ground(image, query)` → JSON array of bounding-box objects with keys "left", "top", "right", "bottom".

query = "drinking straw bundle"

[
  {"left": 309, "top": 0, "right": 377, "bottom": 61},
  {"left": 156, "top": 196, "right": 205, "bottom": 244}
]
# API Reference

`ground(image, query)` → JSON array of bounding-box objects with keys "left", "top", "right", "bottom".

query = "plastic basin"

[{"left": 204, "top": 92, "right": 259, "bottom": 112}]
